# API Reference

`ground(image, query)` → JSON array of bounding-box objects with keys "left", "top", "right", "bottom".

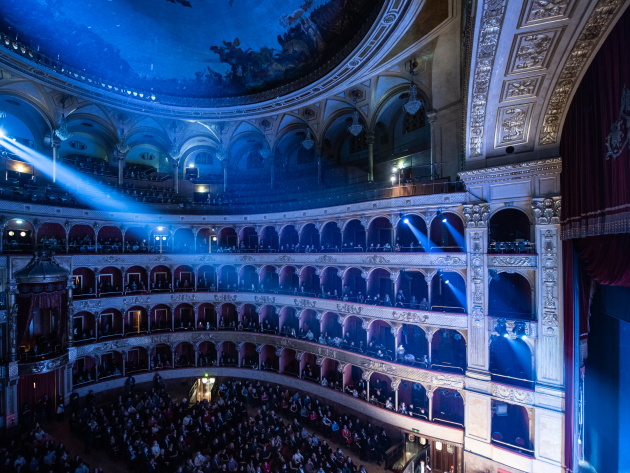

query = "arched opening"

[
  {"left": 126, "top": 346, "right": 149, "bottom": 373},
  {"left": 198, "top": 303, "right": 216, "bottom": 330},
  {"left": 322, "top": 359, "right": 341, "bottom": 389},
  {"left": 299, "top": 266, "right": 320, "bottom": 296},
  {"left": 491, "top": 401, "right": 533, "bottom": 456},
  {"left": 396, "top": 270, "right": 428, "bottom": 309},
  {"left": 97, "top": 225, "right": 123, "bottom": 253},
  {"left": 240, "top": 342, "right": 257, "bottom": 369},
  {"left": 150, "top": 304, "right": 172, "bottom": 332},
  {"left": 260, "top": 305, "right": 278, "bottom": 333},
  {"left": 219, "top": 341, "right": 238, "bottom": 367},
  {"left": 367, "top": 268, "right": 393, "bottom": 305},
  {"left": 198, "top": 341, "right": 217, "bottom": 367},
  {"left": 398, "top": 324, "right": 428, "bottom": 365},
  {"left": 342, "top": 219, "right": 366, "bottom": 251},
  {"left": 279, "top": 307, "right": 298, "bottom": 337},
  {"left": 299, "top": 309, "right": 319, "bottom": 340},
  {"left": 259, "top": 345, "right": 279, "bottom": 371},
  {"left": 196, "top": 227, "right": 217, "bottom": 253},
  {"left": 197, "top": 265, "right": 217, "bottom": 290},
  {"left": 259, "top": 265, "right": 279, "bottom": 292},
  {"left": 218, "top": 265, "right": 238, "bottom": 291},
  {"left": 259, "top": 226, "right": 279, "bottom": 252},
  {"left": 73, "top": 311, "right": 96, "bottom": 342},
  {"left": 489, "top": 334, "right": 534, "bottom": 388},
  {"left": 217, "top": 227, "right": 237, "bottom": 250},
  {"left": 98, "top": 266, "right": 123, "bottom": 296},
  {"left": 240, "top": 304, "right": 258, "bottom": 331},
  {"left": 97, "top": 309, "right": 123, "bottom": 339},
  {"left": 433, "top": 388, "right": 464, "bottom": 427},
  {"left": 320, "top": 267, "right": 342, "bottom": 298},
  {"left": 489, "top": 209, "right": 533, "bottom": 253},
  {"left": 174, "top": 265, "right": 194, "bottom": 291},
  {"left": 367, "top": 217, "right": 394, "bottom": 250},
  {"left": 172, "top": 228, "right": 194, "bottom": 253},
  {"left": 369, "top": 373, "right": 392, "bottom": 408},
  {"left": 368, "top": 320, "right": 393, "bottom": 359},
  {"left": 68, "top": 224, "right": 95, "bottom": 253},
  {"left": 320, "top": 221, "right": 342, "bottom": 250},
  {"left": 149, "top": 265, "right": 172, "bottom": 292},
  {"left": 342, "top": 267, "right": 366, "bottom": 302},
  {"left": 151, "top": 343, "right": 173, "bottom": 369},
  {"left": 73, "top": 356, "right": 96, "bottom": 386},
  {"left": 174, "top": 342, "right": 195, "bottom": 367},
  {"left": 343, "top": 365, "right": 364, "bottom": 398},
  {"left": 279, "top": 265, "right": 298, "bottom": 293},
  {"left": 431, "top": 329, "right": 466, "bottom": 373},
  {"left": 489, "top": 272, "right": 534, "bottom": 320},
  {"left": 125, "top": 265, "right": 148, "bottom": 293},
  {"left": 342, "top": 315, "right": 366, "bottom": 352},
  {"left": 98, "top": 351, "right": 123, "bottom": 380},
  {"left": 281, "top": 348, "right": 299, "bottom": 377},
  {"left": 396, "top": 214, "right": 428, "bottom": 251},
  {"left": 125, "top": 306, "right": 148, "bottom": 335},
  {"left": 321, "top": 312, "right": 342, "bottom": 340},
  {"left": 124, "top": 227, "right": 148, "bottom": 253},
  {"left": 239, "top": 226, "right": 259, "bottom": 251},
  {"left": 37, "top": 222, "right": 66, "bottom": 252},
  {"left": 299, "top": 223, "right": 320, "bottom": 250},
  {"left": 431, "top": 271, "right": 467, "bottom": 312},
  {"left": 279, "top": 224, "right": 299, "bottom": 251},
  {"left": 301, "top": 353, "right": 320, "bottom": 382},
  {"left": 174, "top": 303, "right": 194, "bottom": 331},
  {"left": 218, "top": 303, "right": 237, "bottom": 330},
  {"left": 429, "top": 212, "right": 465, "bottom": 252},
  {"left": 72, "top": 267, "right": 95, "bottom": 297}
]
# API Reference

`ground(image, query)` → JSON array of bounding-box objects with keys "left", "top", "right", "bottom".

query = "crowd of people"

[{"left": 9, "top": 376, "right": 397, "bottom": 473}]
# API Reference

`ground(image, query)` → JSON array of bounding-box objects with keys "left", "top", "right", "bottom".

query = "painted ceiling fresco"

[{"left": 0, "top": 0, "right": 382, "bottom": 102}]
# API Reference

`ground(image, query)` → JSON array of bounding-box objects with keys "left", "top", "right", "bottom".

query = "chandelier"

[
  {"left": 54, "top": 113, "right": 72, "bottom": 141},
  {"left": 403, "top": 59, "right": 423, "bottom": 116},
  {"left": 302, "top": 129, "right": 314, "bottom": 150},
  {"left": 260, "top": 140, "right": 271, "bottom": 159},
  {"left": 404, "top": 83, "right": 423, "bottom": 115},
  {"left": 348, "top": 110, "right": 363, "bottom": 137}
]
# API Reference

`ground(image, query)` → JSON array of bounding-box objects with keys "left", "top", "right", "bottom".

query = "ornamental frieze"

[
  {"left": 391, "top": 311, "right": 429, "bottom": 324},
  {"left": 294, "top": 298, "right": 317, "bottom": 308},
  {"left": 488, "top": 255, "right": 537, "bottom": 267},
  {"left": 171, "top": 294, "right": 197, "bottom": 302},
  {"left": 18, "top": 352, "right": 70, "bottom": 376},
  {"left": 215, "top": 294, "right": 239, "bottom": 303},
  {"left": 491, "top": 383, "right": 535, "bottom": 405},
  {"left": 122, "top": 296, "right": 151, "bottom": 305},
  {"left": 336, "top": 303, "right": 362, "bottom": 315},
  {"left": 254, "top": 295, "right": 276, "bottom": 304}
]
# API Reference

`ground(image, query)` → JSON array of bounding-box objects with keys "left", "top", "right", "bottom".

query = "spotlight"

[
  {"left": 0, "top": 129, "right": 5, "bottom": 138},
  {"left": 496, "top": 319, "right": 508, "bottom": 338},
  {"left": 15, "top": 220, "right": 23, "bottom": 225},
  {"left": 8, "top": 231, "right": 14, "bottom": 236},
  {"left": 162, "top": 236, "right": 167, "bottom": 241},
  {"left": 444, "top": 280, "right": 450, "bottom": 284},
  {"left": 514, "top": 323, "right": 527, "bottom": 340},
  {"left": 436, "top": 210, "right": 446, "bottom": 223},
  {"left": 157, "top": 226, "right": 164, "bottom": 231},
  {"left": 442, "top": 217, "right": 447, "bottom": 223},
  {"left": 20, "top": 231, "right": 26, "bottom": 237},
  {"left": 403, "top": 218, "right": 409, "bottom": 224}
]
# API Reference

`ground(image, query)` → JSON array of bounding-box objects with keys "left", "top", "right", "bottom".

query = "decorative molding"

[
  {"left": 463, "top": 204, "right": 490, "bottom": 228},
  {"left": 500, "top": 75, "right": 544, "bottom": 102},
  {"left": 18, "top": 352, "right": 70, "bottom": 376},
  {"left": 490, "top": 383, "right": 535, "bottom": 405},
  {"left": 507, "top": 29, "right": 563, "bottom": 75},
  {"left": 519, "top": 0, "right": 574, "bottom": 27},
  {"left": 488, "top": 255, "right": 538, "bottom": 267},
  {"left": 468, "top": 0, "right": 509, "bottom": 157},
  {"left": 532, "top": 197, "right": 561, "bottom": 224},
  {"left": 539, "top": 0, "right": 625, "bottom": 145},
  {"left": 494, "top": 103, "right": 535, "bottom": 146}
]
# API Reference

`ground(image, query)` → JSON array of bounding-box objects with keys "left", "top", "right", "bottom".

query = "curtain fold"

[{"left": 561, "top": 7, "right": 630, "bottom": 240}]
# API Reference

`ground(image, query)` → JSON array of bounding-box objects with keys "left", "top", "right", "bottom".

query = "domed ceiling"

[{"left": 0, "top": 0, "right": 383, "bottom": 106}]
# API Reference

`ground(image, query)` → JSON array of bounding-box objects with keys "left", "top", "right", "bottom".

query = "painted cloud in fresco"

[{"left": 0, "top": 0, "right": 380, "bottom": 101}]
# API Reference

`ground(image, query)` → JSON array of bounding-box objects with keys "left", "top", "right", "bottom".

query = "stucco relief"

[
  {"left": 533, "top": 197, "right": 561, "bottom": 224},
  {"left": 491, "top": 383, "right": 535, "bottom": 405},
  {"left": 539, "top": 0, "right": 625, "bottom": 145},
  {"left": 463, "top": 205, "right": 490, "bottom": 228},
  {"left": 468, "top": 0, "right": 508, "bottom": 157},
  {"left": 521, "top": 0, "right": 573, "bottom": 26},
  {"left": 508, "top": 30, "right": 563, "bottom": 74},
  {"left": 495, "top": 103, "right": 534, "bottom": 146}
]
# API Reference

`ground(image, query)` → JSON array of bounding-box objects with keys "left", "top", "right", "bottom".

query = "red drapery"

[
  {"left": 17, "top": 290, "right": 66, "bottom": 347},
  {"left": 561, "top": 7, "right": 630, "bottom": 242}
]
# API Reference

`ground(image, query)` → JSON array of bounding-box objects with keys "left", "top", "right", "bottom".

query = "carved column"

[
  {"left": 427, "top": 386, "right": 435, "bottom": 421},
  {"left": 425, "top": 276, "right": 433, "bottom": 308},
  {"left": 533, "top": 198, "right": 563, "bottom": 386},
  {"left": 66, "top": 277, "right": 75, "bottom": 347},
  {"left": 116, "top": 149, "right": 127, "bottom": 187},
  {"left": 426, "top": 111, "right": 437, "bottom": 181},
  {"left": 222, "top": 160, "right": 229, "bottom": 193},
  {"left": 391, "top": 378, "right": 401, "bottom": 412},
  {"left": 51, "top": 136, "right": 61, "bottom": 183},
  {"left": 425, "top": 328, "right": 435, "bottom": 365},
  {"left": 173, "top": 158, "right": 181, "bottom": 193},
  {"left": 366, "top": 132, "right": 375, "bottom": 182},
  {"left": 8, "top": 282, "right": 18, "bottom": 362},
  {"left": 464, "top": 204, "right": 490, "bottom": 375}
]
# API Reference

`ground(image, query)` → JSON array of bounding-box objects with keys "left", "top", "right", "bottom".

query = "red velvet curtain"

[
  {"left": 561, "top": 7, "right": 630, "bottom": 241},
  {"left": 17, "top": 290, "right": 65, "bottom": 347}
]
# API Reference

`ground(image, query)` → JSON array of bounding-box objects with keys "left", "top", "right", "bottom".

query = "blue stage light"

[{"left": 403, "top": 218, "right": 409, "bottom": 224}]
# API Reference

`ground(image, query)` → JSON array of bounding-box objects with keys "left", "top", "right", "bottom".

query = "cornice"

[{"left": 70, "top": 291, "right": 469, "bottom": 330}]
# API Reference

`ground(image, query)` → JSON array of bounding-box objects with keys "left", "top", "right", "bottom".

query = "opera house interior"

[{"left": 0, "top": 1, "right": 628, "bottom": 473}]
